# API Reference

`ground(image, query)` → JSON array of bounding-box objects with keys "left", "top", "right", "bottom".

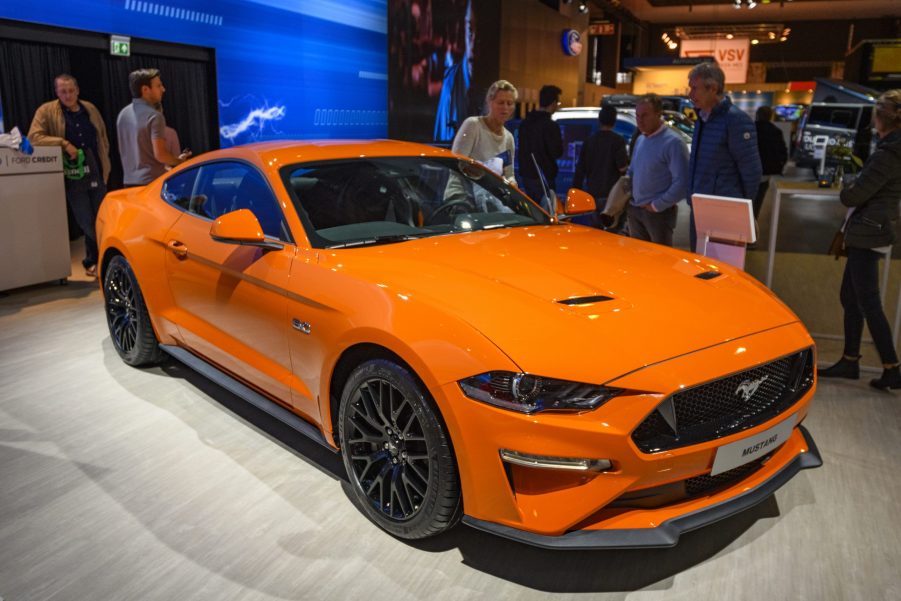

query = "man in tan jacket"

[{"left": 28, "top": 74, "right": 110, "bottom": 277}]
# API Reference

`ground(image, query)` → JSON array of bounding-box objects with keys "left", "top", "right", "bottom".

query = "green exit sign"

[{"left": 110, "top": 35, "right": 131, "bottom": 57}]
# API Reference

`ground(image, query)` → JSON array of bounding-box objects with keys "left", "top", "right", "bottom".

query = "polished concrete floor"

[{"left": 2, "top": 229, "right": 900, "bottom": 600}]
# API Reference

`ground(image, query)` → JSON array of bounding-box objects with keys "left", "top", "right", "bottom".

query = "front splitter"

[{"left": 462, "top": 425, "right": 822, "bottom": 550}]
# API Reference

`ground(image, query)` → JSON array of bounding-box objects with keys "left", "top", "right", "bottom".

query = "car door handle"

[{"left": 167, "top": 239, "right": 188, "bottom": 259}]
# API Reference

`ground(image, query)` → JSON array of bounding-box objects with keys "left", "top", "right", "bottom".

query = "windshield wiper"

[{"left": 326, "top": 234, "right": 425, "bottom": 249}]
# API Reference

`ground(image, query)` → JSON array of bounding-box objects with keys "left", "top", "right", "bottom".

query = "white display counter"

[{"left": 0, "top": 147, "right": 71, "bottom": 291}]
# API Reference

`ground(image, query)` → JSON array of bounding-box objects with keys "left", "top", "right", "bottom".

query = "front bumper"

[
  {"left": 462, "top": 425, "right": 821, "bottom": 549},
  {"left": 433, "top": 323, "right": 818, "bottom": 541}
]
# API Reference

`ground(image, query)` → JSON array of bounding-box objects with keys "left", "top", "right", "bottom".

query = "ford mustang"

[{"left": 96, "top": 140, "right": 820, "bottom": 548}]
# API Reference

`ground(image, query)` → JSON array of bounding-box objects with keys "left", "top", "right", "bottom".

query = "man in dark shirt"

[
  {"left": 753, "top": 105, "right": 788, "bottom": 219},
  {"left": 516, "top": 85, "right": 563, "bottom": 204},
  {"left": 28, "top": 74, "right": 111, "bottom": 277},
  {"left": 573, "top": 105, "right": 628, "bottom": 228}
]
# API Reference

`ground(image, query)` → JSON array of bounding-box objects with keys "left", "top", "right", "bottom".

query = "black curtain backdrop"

[
  {"left": 101, "top": 53, "right": 215, "bottom": 189},
  {"left": 0, "top": 39, "right": 70, "bottom": 134}
]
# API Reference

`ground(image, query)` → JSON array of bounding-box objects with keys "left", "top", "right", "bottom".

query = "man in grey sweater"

[{"left": 625, "top": 94, "right": 689, "bottom": 246}]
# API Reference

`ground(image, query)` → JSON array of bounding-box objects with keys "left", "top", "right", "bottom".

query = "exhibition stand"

[{"left": 0, "top": 147, "right": 70, "bottom": 291}]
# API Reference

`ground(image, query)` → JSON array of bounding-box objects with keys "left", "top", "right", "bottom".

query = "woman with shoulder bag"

[{"left": 820, "top": 89, "right": 901, "bottom": 389}]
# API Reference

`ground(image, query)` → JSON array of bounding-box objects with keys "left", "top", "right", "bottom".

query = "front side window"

[
  {"left": 283, "top": 157, "right": 550, "bottom": 248},
  {"left": 189, "top": 162, "right": 287, "bottom": 240}
]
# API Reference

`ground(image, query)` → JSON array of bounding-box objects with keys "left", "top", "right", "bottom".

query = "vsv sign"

[
  {"left": 681, "top": 38, "right": 751, "bottom": 84},
  {"left": 717, "top": 48, "right": 746, "bottom": 63}
]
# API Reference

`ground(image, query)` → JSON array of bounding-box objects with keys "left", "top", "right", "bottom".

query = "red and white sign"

[
  {"left": 680, "top": 38, "right": 750, "bottom": 84},
  {"left": 588, "top": 22, "right": 615, "bottom": 36}
]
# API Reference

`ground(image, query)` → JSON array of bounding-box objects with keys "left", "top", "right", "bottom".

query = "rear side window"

[{"left": 161, "top": 168, "right": 199, "bottom": 210}]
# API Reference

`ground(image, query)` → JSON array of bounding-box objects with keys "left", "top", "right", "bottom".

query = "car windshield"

[{"left": 282, "top": 156, "right": 551, "bottom": 248}]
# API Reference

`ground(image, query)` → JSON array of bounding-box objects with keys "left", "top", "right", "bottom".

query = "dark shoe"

[
  {"left": 870, "top": 366, "right": 901, "bottom": 390},
  {"left": 818, "top": 357, "right": 860, "bottom": 380}
]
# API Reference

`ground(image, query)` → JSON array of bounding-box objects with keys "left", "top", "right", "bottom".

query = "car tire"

[
  {"left": 338, "top": 359, "right": 461, "bottom": 539},
  {"left": 103, "top": 255, "right": 163, "bottom": 367}
]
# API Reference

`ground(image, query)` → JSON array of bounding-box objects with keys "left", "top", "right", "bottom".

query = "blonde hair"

[
  {"left": 875, "top": 89, "right": 901, "bottom": 130},
  {"left": 484, "top": 79, "right": 518, "bottom": 113}
]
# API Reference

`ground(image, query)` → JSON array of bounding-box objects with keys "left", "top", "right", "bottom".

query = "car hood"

[{"left": 320, "top": 225, "right": 799, "bottom": 383}]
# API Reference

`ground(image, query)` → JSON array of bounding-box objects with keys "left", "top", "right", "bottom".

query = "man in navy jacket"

[{"left": 686, "top": 62, "right": 762, "bottom": 253}]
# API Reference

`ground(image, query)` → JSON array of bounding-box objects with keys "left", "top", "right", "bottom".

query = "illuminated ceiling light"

[
  {"left": 747, "top": 1, "right": 757, "bottom": 8},
  {"left": 780, "top": 36, "right": 788, "bottom": 42},
  {"left": 751, "top": 39, "right": 759, "bottom": 45},
  {"left": 768, "top": 31, "right": 776, "bottom": 39},
  {"left": 577, "top": 1, "right": 589, "bottom": 13},
  {"left": 726, "top": 33, "right": 734, "bottom": 39}
]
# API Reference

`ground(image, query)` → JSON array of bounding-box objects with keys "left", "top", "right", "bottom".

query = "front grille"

[
  {"left": 684, "top": 454, "right": 769, "bottom": 497},
  {"left": 632, "top": 347, "right": 814, "bottom": 453}
]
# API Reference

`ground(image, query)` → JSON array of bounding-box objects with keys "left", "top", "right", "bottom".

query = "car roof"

[{"left": 196, "top": 139, "right": 456, "bottom": 167}]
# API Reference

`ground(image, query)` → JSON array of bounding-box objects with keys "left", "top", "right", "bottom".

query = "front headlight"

[{"left": 459, "top": 371, "right": 622, "bottom": 414}]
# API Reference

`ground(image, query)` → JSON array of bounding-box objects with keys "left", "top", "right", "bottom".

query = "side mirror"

[
  {"left": 210, "top": 209, "right": 283, "bottom": 250},
  {"left": 558, "top": 188, "right": 596, "bottom": 219}
]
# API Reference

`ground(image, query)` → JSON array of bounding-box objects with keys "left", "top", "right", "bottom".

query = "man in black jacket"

[
  {"left": 517, "top": 85, "right": 563, "bottom": 204},
  {"left": 573, "top": 105, "right": 629, "bottom": 228},
  {"left": 753, "top": 105, "right": 788, "bottom": 219}
]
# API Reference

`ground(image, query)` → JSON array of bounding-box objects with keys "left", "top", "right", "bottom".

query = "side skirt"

[{"left": 159, "top": 344, "right": 336, "bottom": 452}]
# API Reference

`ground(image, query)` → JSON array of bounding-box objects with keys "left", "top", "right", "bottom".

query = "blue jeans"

[
  {"left": 67, "top": 181, "right": 106, "bottom": 268},
  {"left": 840, "top": 247, "right": 898, "bottom": 364}
]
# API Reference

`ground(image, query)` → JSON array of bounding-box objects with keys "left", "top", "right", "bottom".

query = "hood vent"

[
  {"left": 558, "top": 295, "right": 614, "bottom": 306},
  {"left": 695, "top": 271, "right": 722, "bottom": 280}
]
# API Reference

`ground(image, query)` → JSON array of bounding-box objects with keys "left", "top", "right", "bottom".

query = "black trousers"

[
  {"left": 840, "top": 247, "right": 898, "bottom": 364},
  {"left": 67, "top": 181, "right": 106, "bottom": 268},
  {"left": 752, "top": 177, "right": 770, "bottom": 220}
]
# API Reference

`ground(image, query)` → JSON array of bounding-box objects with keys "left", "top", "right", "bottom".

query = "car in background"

[
  {"left": 794, "top": 102, "right": 875, "bottom": 169},
  {"left": 553, "top": 106, "right": 693, "bottom": 195},
  {"left": 97, "top": 139, "right": 820, "bottom": 549}
]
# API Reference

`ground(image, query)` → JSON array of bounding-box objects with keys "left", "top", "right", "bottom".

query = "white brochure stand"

[
  {"left": 692, "top": 193, "right": 756, "bottom": 270},
  {"left": 0, "top": 147, "right": 71, "bottom": 291}
]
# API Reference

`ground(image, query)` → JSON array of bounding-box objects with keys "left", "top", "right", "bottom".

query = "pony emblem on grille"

[{"left": 735, "top": 375, "right": 769, "bottom": 402}]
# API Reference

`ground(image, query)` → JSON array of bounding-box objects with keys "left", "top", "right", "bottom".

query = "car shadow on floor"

[
  {"left": 155, "top": 357, "right": 347, "bottom": 481},
  {"left": 108, "top": 341, "right": 787, "bottom": 594},
  {"left": 423, "top": 496, "right": 781, "bottom": 593}
]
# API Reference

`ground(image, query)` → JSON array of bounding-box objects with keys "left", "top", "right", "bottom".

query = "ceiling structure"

[{"left": 601, "top": 0, "right": 901, "bottom": 23}]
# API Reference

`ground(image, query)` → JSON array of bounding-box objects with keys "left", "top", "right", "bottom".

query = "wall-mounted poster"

[{"left": 388, "top": 0, "right": 500, "bottom": 144}]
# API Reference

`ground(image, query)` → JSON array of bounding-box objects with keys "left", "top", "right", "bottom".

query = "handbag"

[{"left": 828, "top": 229, "right": 847, "bottom": 260}]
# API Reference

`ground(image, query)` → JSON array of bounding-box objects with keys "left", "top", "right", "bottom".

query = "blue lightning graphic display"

[{"left": 0, "top": 1, "right": 387, "bottom": 145}]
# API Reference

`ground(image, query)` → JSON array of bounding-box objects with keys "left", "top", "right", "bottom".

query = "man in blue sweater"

[
  {"left": 687, "top": 62, "right": 762, "bottom": 253},
  {"left": 626, "top": 94, "right": 689, "bottom": 246}
]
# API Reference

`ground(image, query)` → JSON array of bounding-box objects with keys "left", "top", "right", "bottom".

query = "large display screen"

[
  {"left": 0, "top": 0, "right": 388, "bottom": 146},
  {"left": 388, "top": 0, "right": 500, "bottom": 145}
]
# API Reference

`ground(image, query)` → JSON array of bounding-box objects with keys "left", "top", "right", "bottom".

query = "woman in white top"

[{"left": 451, "top": 80, "right": 517, "bottom": 180}]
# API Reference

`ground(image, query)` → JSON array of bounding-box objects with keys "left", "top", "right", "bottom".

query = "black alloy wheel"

[
  {"left": 339, "top": 359, "right": 461, "bottom": 539},
  {"left": 103, "top": 255, "right": 162, "bottom": 366}
]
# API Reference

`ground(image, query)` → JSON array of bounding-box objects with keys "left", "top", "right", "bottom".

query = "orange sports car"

[{"left": 96, "top": 140, "right": 820, "bottom": 548}]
